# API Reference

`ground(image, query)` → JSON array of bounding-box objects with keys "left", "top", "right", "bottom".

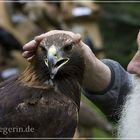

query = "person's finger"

[
  {"left": 23, "top": 40, "right": 38, "bottom": 51},
  {"left": 22, "top": 51, "right": 36, "bottom": 59},
  {"left": 27, "top": 55, "right": 35, "bottom": 62},
  {"left": 34, "top": 33, "right": 46, "bottom": 42}
]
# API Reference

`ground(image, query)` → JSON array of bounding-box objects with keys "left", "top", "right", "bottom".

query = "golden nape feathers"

[{"left": 0, "top": 30, "right": 85, "bottom": 138}]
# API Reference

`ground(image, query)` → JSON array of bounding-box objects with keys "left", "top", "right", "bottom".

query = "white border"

[
  {"left": 0, "top": 1, "right": 140, "bottom": 3},
  {"left": 0, "top": 138, "right": 140, "bottom": 139},
  {"left": 0, "top": 0, "right": 140, "bottom": 139}
]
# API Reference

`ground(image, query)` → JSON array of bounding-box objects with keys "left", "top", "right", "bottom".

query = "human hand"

[{"left": 22, "top": 33, "right": 47, "bottom": 61}]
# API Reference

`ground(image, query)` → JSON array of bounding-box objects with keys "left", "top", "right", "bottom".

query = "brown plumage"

[{"left": 0, "top": 30, "right": 85, "bottom": 138}]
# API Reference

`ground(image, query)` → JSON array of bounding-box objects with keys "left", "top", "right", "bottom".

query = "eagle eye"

[
  {"left": 63, "top": 43, "right": 73, "bottom": 52},
  {"left": 40, "top": 45, "right": 46, "bottom": 52}
]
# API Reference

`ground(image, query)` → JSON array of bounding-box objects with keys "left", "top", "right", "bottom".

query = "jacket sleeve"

[{"left": 83, "top": 59, "right": 132, "bottom": 122}]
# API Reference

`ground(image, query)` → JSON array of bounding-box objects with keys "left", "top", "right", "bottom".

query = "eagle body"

[{"left": 0, "top": 31, "right": 85, "bottom": 138}]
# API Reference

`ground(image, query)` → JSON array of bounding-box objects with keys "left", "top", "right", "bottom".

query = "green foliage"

[
  {"left": 81, "top": 94, "right": 105, "bottom": 117},
  {"left": 98, "top": 3, "right": 140, "bottom": 68},
  {"left": 81, "top": 94, "right": 114, "bottom": 138},
  {"left": 93, "top": 128, "right": 112, "bottom": 138},
  {"left": 99, "top": 3, "right": 140, "bottom": 26}
]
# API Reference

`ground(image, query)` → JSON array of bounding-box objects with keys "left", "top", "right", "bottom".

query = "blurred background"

[{"left": 0, "top": 0, "right": 140, "bottom": 139}]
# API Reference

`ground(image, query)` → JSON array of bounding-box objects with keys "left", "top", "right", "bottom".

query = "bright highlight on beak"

[
  {"left": 44, "top": 58, "right": 48, "bottom": 67},
  {"left": 48, "top": 45, "right": 57, "bottom": 57}
]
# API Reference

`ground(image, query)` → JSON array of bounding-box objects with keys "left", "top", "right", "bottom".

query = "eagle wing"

[{"left": 0, "top": 78, "right": 78, "bottom": 138}]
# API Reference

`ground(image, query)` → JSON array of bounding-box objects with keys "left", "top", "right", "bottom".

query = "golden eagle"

[{"left": 0, "top": 30, "right": 85, "bottom": 138}]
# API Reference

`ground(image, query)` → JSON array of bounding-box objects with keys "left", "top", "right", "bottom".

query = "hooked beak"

[{"left": 44, "top": 45, "right": 69, "bottom": 79}]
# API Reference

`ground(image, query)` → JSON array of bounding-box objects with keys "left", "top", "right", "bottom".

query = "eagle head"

[{"left": 37, "top": 30, "right": 85, "bottom": 82}]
